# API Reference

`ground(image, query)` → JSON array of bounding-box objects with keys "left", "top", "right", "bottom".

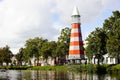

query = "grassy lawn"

[{"left": 0, "top": 64, "right": 120, "bottom": 74}]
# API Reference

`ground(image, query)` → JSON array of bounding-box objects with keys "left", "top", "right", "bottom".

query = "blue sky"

[{"left": 0, "top": 0, "right": 120, "bottom": 54}]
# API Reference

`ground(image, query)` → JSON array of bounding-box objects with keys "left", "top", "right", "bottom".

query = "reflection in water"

[{"left": 0, "top": 70, "right": 119, "bottom": 80}]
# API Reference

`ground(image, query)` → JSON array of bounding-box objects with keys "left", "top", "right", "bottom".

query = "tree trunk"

[
  {"left": 97, "top": 58, "right": 100, "bottom": 65},
  {"left": 0, "top": 63, "right": 3, "bottom": 66},
  {"left": 6, "top": 62, "right": 9, "bottom": 66}
]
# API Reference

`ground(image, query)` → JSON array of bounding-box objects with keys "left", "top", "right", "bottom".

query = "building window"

[
  {"left": 110, "top": 57, "right": 113, "bottom": 63},
  {"left": 106, "top": 57, "right": 108, "bottom": 63}
]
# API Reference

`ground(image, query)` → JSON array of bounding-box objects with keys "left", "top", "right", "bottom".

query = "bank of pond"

[{"left": 0, "top": 64, "right": 120, "bottom": 74}]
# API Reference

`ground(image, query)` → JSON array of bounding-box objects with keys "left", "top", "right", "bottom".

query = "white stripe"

[
  {"left": 71, "top": 29, "right": 79, "bottom": 33},
  {"left": 68, "top": 54, "right": 84, "bottom": 59},
  {"left": 70, "top": 37, "right": 82, "bottom": 41},
  {"left": 69, "top": 46, "right": 79, "bottom": 50},
  {"left": 69, "top": 46, "right": 84, "bottom": 50}
]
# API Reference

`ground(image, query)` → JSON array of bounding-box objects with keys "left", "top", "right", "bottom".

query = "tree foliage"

[
  {"left": 15, "top": 27, "right": 70, "bottom": 65},
  {"left": 3, "top": 45, "right": 13, "bottom": 65},
  {"left": 0, "top": 48, "right": 4, "bottom": 65},
  {"left": 16, "top": 48, "right": 24, "bottom": 65},
  {"left": 85, "top": 28, "right": 107, "bottom": 64},
  {"left": 85, "top": 10, "right": 120, "bottom": 64},
  {"left": 0, "top": 45, "right": 13, "bottom": 66},
  {"left": 103, "top": 11, "right": 120, "bottom": 57},
  {"left": 57, "top": 27, "right": 71, "bottom": 57}
]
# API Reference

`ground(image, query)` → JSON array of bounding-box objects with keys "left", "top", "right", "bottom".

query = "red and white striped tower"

[{"left": 68, "top": 6, "right": 84, "bottom": 62}]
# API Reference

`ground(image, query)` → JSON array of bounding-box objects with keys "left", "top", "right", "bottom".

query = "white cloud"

[
  {"left": 0, "top": 0, "right": 120, "bottom": 54},
  {"left": 0, "top": 0, "right": 57, "bottom": 53},
  {"left": 54, "top": 0, "right": 118, "bottom": 25}
]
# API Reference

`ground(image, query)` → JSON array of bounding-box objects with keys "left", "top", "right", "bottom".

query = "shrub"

[{"left": 107, "top": 64, "right": 120, "bottom": 74}]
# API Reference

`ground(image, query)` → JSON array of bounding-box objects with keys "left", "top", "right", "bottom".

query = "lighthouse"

[{"left": 68, "top": 6, "right": 84, "bottom": 63}]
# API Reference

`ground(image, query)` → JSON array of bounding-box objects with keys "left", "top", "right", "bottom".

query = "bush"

[
  {"left": 0, "top": 66, "right": 31, "bottom": 70},
  {"left": 107, "top": 64, "right": 120, "bottom": 74}
]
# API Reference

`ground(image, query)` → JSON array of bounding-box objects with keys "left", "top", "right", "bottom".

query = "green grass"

[
  {"left": 28, "top": 65, "right": 68, "bottom": 71},
  {"left": 0, "top": 64, "right": 120, "bottom": 74}
]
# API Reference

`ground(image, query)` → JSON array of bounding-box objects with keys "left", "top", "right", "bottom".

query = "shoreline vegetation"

[{"left": 0, "top": 64, "right": 120, "bottom": 74}]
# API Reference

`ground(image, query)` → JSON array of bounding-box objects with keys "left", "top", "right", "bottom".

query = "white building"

[
  {"left": 103, "top": 54, "right": 118, "bottom": 64},
  {"left": 92, "top": 54, "right": 119, "bottom": 64},
  {"left": 30, "top": 56, "right": 55, "bottom": 66}
]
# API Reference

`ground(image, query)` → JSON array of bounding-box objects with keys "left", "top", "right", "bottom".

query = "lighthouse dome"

[{"left": 72, "top": 6, "right": 80, "bottom": 16}]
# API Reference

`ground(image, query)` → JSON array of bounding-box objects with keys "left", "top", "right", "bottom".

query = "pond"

[{"left": 0, "top": 70, "right": 120, "bottom": 80}]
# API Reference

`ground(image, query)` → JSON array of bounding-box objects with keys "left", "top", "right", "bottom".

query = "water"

[{"left": 0, "top": 70, "right": 119, "bottom": 80}]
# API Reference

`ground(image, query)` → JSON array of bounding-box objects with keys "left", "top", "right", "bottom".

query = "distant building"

[
  {"left": 92, "top": 54, "right": 119, "bottom": 64},
  {"left": 30, "top": 56, "right": 56, "bottom": 66}
]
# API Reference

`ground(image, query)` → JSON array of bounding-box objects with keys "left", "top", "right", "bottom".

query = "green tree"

[
  {"left": 15, "top": 27, "right": 71, "bottom": 65},
  {"left": 41, "top": 41, "right": 50, "bottom": 62},
  {"left": 16, "top": 48, "right": 25, "bottom": 66},
  {"left": 103, "top": 11, "right": 120, "bottom": 58},
  {"left": 49, "top": 41, "right": 57, "bottom": 64},
  {"left": 56, "top": 27, "right": 71, "bottom": 64},
  {"left": 24, "top": 37, "right": 48, "bottom": 65},
  {"left": 0, "top": 48, "right": 4, "bottom": 66},
  {"left": 49, "top": 41, "right": 57, "bottom": 58},
  {"left": 57, "top": 27, "right": 71, "bottom": 56},
  {"left": 85, "top": 28, "right": 107, "bottom": 64},
  {"left": 3, "top": 45, "right": 13, "bottom": 65},
  {"left": 25, "top": 37, "right": 41, "bottom": 58}
]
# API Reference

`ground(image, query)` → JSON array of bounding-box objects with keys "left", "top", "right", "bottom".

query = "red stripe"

[
  {"left": 70, "top": 41, "right": 83, "bottom": 46},
  {"left": 72, "top": 23, "right": 80, "bottom": 28},
  {"left": 70, "top": 33, "right": 81, "bottom": 37},
  {"left": 69, "top": 50, "right": 84, "bottom": 54}
]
